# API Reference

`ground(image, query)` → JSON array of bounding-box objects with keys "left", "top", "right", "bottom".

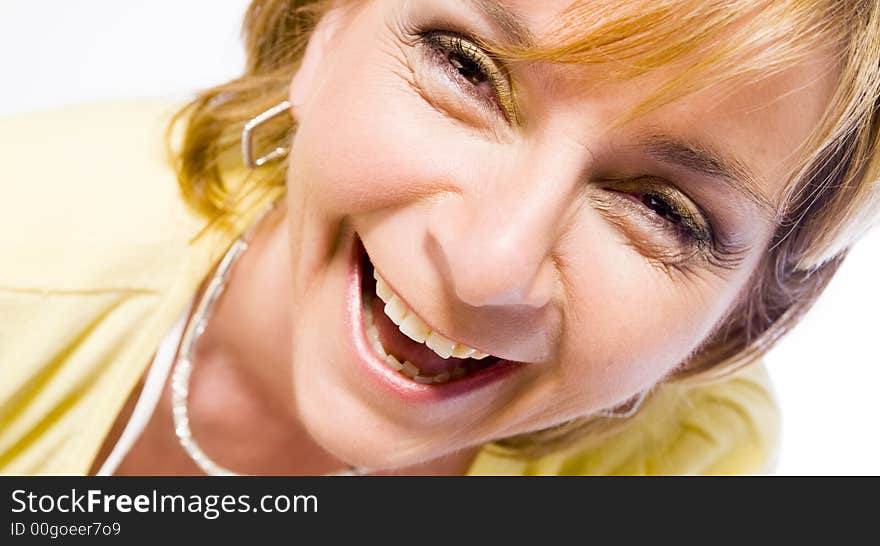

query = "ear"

[{"left": 288, "top": 6, "right": 351, "bottom": 117}]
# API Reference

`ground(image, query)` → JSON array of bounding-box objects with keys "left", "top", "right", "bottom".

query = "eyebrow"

[
  {"left": 638, "top": 132, "right": 777, "bottom": 216},
  {"left": 467, "top": 0, "right": 535, "bottom": 48}
]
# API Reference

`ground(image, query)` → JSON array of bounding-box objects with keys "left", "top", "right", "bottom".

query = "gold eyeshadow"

[
  {"left": 419, "top": 31, "right": 518, "bottom": 123},
  {"left": 606, "top": 178, "right": 713, "bottom": 245},
  {"left": 589, "top": 177, "right": 733, "bottom": 272}
]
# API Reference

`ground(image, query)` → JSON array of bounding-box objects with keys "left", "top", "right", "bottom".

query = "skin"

[{"left": 94, "top": 0, "right": 837, "bottom": 475}]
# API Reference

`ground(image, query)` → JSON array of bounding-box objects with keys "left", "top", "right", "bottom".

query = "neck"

[{"left": 173, "top": 203, "right": 477, "bottom": 475}]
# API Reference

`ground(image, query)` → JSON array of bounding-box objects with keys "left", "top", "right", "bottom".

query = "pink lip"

[{"left": 344, "top": 236, "right": 524, "bottom": 401}]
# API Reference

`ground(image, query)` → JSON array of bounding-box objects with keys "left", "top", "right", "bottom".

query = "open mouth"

[{"left": 360, "top": 250, "right": 505, "bottom": 385}]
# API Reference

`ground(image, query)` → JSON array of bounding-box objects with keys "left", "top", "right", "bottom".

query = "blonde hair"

[{"left": 170, "top": 0, "right": 880, "bottom": 457}]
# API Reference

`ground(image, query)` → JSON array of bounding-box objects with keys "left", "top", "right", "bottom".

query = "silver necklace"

[{"left": 170, "top": 205, "right": 367, "bottom": 476}]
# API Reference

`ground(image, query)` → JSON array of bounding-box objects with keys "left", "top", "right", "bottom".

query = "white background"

[{"left": 2, "top": 0, "right": 877, "bottom": 474}]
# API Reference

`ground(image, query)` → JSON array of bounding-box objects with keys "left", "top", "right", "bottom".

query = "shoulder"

[
  {"left": 0, "top": 99, "right": 283, "bottom": 475},
  {"left": 0, "top": 100, "right": 214, "bottom": 475},
  {"left": 0, "top": 99, "right": 181, "bottom": 192},
  {"left": 470, "top": 364, "right": 780, "bottom": 475},
  {"left": 0, "top": 99, "right": 206, "bottom": 291},
  {"left": 636, "top": 364, "right": 781, "bottom": 475}
]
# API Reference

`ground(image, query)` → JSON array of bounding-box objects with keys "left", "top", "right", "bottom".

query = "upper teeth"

[{"left": 373, "top": 270, "right": 490, "bottom": 360}]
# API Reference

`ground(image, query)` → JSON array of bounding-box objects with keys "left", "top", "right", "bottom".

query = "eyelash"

[
  {"left": 410, "top": 28, "right": 742, "bottom": 270},
  {"left": 612, "top": 181, "right": 711, "bottom": 246},
  {"left": 600, "top": 179, "right": 749, "bottom": 270},
  {"left": 417, "top": 30, "right": 515, "bottom": 121}
]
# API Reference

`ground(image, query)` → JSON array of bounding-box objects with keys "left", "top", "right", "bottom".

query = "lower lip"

[{"left": 343, "top": 238, "right": 524, "bottom": 401}]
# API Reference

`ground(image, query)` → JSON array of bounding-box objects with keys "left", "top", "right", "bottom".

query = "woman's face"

[{"left": 281, "top": 0, "right": 835, "bottom": 469}]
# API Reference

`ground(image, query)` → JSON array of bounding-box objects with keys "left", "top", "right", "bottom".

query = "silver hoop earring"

[
  {"left": 241, "top": 100, "right": 292, "bottom": 169},
  {"left": 597, "top": 391, "right": 647, "bottom": 419}
]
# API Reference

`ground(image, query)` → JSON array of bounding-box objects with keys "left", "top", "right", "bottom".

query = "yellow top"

[{"left": 0, "top": 100, "right": 780, "bottom": 475}]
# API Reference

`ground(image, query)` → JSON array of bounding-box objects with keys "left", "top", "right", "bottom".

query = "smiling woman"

[{"left": 1, "top": 0, "right": 879, "bottom": 476}]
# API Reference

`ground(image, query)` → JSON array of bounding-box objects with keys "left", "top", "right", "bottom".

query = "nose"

[{"left": 427, "top": 153, "right": 577, "bottom": 309}]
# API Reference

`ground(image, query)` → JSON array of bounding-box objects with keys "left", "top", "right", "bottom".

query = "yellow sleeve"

[
  {"left": 0, "top": 100, "right": 282, "bottom": 475},
  {"left": 468, "top": 364, "right": 780, "bottom": 475},
  {"left": 0, "top": 100, "right": 194, "bottom": 474}
]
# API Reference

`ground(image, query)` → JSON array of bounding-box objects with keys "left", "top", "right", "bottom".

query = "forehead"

[
  {"left": 625, "top": 55, "right": 838, "bottom": 205},
  {"left": 479, "top": 0, "right": 578, "bottom": 32}
]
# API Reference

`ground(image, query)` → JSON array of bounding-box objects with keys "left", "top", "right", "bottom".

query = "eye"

[
  {"left": 603, "top": 179, "right": 714, "bottom": 248},
  {"left": 635, "top": 189, "right": 711, "bottom": 245},
  {"left": 446, "top": 45, "right": 489, "bottom": 86},
  {"left": 641, "top": 193, "right": 687, "bottom": 227},
  {"left": 419, "top": 31, "right": 515, "bottom": 120}
]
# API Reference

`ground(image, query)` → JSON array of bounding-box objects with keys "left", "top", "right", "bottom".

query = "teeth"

[
  {"left": 383, "top": 295, "right": 409, "bottom": 326},
  {"left": 399, "top": 314, "right": 430, "bottom": 343},
  {"left": 425, "top": 332, "right": 456, "bottom": 359},
  {"left": 400, "top": 360, "right": 419, "bottom": 378},
  {"left": 365, "top": 294, "right": 489, "bottom": 383},
  {"left": 363, "top": 302, "right": 387, "bottom": 357},
  {"left": 365, "top": 267, "right": 499, "bottom": 384},
  {"left": 372, "top": 271, "right": 490, "bottom": 362},
  {"left": 374, "top": 271, "right": 393, "bottom": 302},
  {"left": 385, "top": 354, "right": 403, "bottom": 371},
  {"left": 364, "top": 314, "right": 497, "bottom": 384}
]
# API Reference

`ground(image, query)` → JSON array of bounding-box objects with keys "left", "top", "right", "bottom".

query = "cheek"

[
  {"left": 555, "top": 214, "right": 748, "bottom": 400},
  {"left": 287, "top": 38, "right": 482, "bottom": 217}
]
